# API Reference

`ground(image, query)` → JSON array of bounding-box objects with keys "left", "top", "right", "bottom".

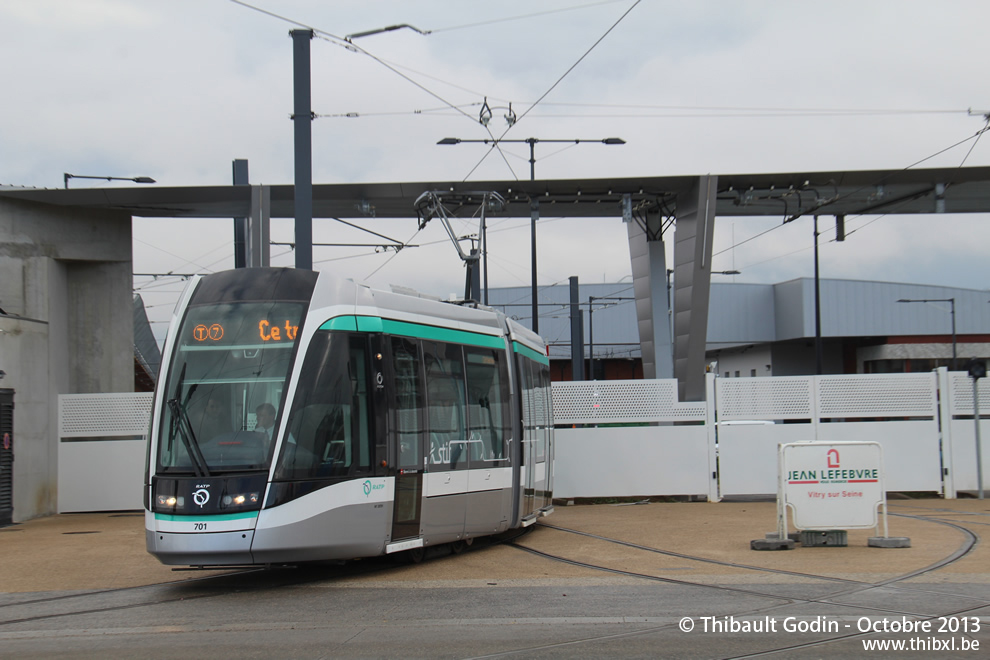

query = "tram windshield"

[{"left": 157, "top": 301, "right": 305, "bottom": 474}]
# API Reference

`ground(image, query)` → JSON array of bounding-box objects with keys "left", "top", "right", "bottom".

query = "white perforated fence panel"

[
  {"left": 551, "top": 380, "right": 706, "bottom": 424},
  {"left": 58, "top": 393, "right": 152, "bottom": 513},
  {"left": 945, "top": 371, "right": 990, "bottom": 494},
  {"left": 716, "top": 377, "right": 812, "bottom": 421},
  {"left": 59, "top": 393, "right": 154, "bottom": 438},
  {"left": 948, "top": 371, "right": 990, "bottom": 415},
  {"left": 818, "top": 373, "right": 936, "bottom": 418}
]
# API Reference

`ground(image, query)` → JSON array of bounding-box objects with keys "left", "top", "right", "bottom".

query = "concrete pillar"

[{"left": 0, "top": 197, "right": 132, "bottom": 520}]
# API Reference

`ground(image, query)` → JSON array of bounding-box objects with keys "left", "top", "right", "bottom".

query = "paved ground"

[{"left": 1, "top": 497, "right": 988, "bottom": 658}]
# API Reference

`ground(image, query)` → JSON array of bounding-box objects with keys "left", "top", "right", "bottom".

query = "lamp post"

[
  {"left": 896, "top": 298, "right": 957, "bottom": 371},
  {"left": 438, "top": 136, "right": 625, "bottom": 334},
  {"left": 967, "top": 359, "right": 986, "bottom": 499},
  {"left": 587, "top": 295, "right": 635, "bottom": 380},
  {"left": 64, "top": 174, "right": 156, "bottom": 188},
  {"left": 814, "top": 216, "right": 823, "bottom": 375}
]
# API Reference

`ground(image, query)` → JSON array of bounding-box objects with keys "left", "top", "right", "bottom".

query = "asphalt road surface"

[{"left": 1, "top": 499, "right": 988, "bottom": 658}]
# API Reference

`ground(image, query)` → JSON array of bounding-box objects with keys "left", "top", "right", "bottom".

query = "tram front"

[{"left": 146, "top": 269, "right": 317, "bottom": 565}]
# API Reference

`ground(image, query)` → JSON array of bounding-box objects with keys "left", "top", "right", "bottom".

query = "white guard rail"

[
  {"left": 552, "top": 369, "right": 974, "bottom": 501},
  {"left": 943, "top": 370, "right": 990, "bottom": 495},
  {"left": 58, "top": 393, "right": 152, "bottom": 513},
  {"left": 551, "top": 380, "right": 715, "bottom": 501}
]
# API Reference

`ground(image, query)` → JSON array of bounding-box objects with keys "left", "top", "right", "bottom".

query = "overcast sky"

[{"left": 2, "top": 0, "right": 989, "bottom": 341}]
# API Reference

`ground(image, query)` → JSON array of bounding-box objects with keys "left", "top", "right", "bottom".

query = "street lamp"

[
  {"left": 896, "top": 298, "right": 957, "bottom": 371},
  {"left": 345, "top": 23, "right": 430, "bottom": 41},
  {"left": 64, "top": 173, "right": 156, "bottom": 189}
]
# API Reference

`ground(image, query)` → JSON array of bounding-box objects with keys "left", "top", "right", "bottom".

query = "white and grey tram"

[{"left": 145, "top": 268, "right": 554, "bottom": 565}]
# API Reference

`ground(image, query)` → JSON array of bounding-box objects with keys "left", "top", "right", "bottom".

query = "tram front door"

[{"left": 389, "top": 337, "right": 424, "bottom": 542}]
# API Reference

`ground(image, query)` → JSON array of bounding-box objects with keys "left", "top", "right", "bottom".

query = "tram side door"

[
  {"left": 520, "top": 359, "right": 537, "bottom": 518},
  {"left": 389, "top": 337, "right": 425, "bottom": 541}
]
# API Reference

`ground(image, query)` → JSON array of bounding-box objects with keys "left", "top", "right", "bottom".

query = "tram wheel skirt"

[{"left": 146, "top": 529, "right": 255, "bottom": 566}]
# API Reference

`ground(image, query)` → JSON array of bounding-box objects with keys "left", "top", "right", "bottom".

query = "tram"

[{"left": 145, "top": 268, "right": 554, "bottom": 565}]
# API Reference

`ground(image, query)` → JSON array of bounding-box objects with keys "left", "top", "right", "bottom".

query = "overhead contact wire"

[{"left": 462, "top": 0, "right": 641, "bottom": 180}]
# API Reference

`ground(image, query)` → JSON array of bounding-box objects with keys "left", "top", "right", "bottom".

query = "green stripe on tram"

[
  {"left": 513, "top": 341, "right": 550, "bottom": 366},
  {"left": 319, "top": 315, "right": 505, "bottom": 349},
  {"left": 155, "top": 511, "right": 259, "bottom": 523},
  {"left": 320, "top": 316, "right": 358, "bottom": 331}
]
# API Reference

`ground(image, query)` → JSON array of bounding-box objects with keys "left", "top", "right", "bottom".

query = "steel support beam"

[
  {"left": 673, "top": 175, "right": 718, "bottom": 401},
  {"left": 232, "top": 159, "right": 249, "bottom": 268},
  {"left": 627, "top": 212, "right": 672, "bottom": 379},
  {"left": 291, "top": 29, "right": 314, "bottom": 270},
  {"left": 247, "top": 185, "right": 271, "bottom": 268},
  {"left": 569, "top": 276, "right": 585, "bottom": 381}
]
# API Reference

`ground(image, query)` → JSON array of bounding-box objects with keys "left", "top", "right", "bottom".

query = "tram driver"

[{"left": 254, "top": 403, "right": 277, "bottom": 442}]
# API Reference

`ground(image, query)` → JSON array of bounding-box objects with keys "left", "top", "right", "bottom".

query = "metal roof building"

[{"left": 487, "top": 278, "right": 990, "bottom": 380}]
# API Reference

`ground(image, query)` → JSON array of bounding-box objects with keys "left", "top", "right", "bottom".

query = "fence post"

[
  {"left": 811, "top": 375, "right": 821, "bottom": 441},
  {"left": 936, "top": 367, "right": 955, "bottom": 499},
  {"left": 706, "top": 372, "right": 720, "bottom": 502}
]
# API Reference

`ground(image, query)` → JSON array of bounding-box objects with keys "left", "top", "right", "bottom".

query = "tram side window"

[
  {"left": 465, "top": 348, "right": 510, "bottom": 462},
  {"left": 274, "top": 332, "right": 372, "bottom": 481},
  {"left": 535, "top": 361, "right": 550, "bottom": 463},
  {"left": 518, "top": 355, "right": 535, "bottom": 465},
  {"left": 517, "top": 355, "right": 550, "bottom": 464},
  {"left": 423, "top": 341, "right": 467, "bottom": 469},
  {"left": 391, "top": 337, "right": 423, "bottom": 469}
]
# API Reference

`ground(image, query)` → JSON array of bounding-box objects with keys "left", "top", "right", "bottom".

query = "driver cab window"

[{"left": 274, "top": 332, "right": 372, "bottom": 481}]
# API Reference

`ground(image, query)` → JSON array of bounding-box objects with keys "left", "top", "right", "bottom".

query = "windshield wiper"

[{"left": 167, "top": 398, "right": 211, "bottom": 478}]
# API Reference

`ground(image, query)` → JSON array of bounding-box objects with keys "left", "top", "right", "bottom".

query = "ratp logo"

[
  {"left": 362, "top": 479, "right": 385, "bottom": 497},
  {"left": 192, "top": 487, "right": 210, "bottom": 508}
]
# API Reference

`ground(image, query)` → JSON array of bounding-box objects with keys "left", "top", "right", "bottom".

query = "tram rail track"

[
  {"left": 537, "top": 511, "right": 983, "bottom": 594},
  {"left": 1, "top": 506, "right": 985, "bottom": 657},
  {"left": 0, "top": 529, "right": 525, "bottom": 630},
  {"left": 0, "top": 556, "right": 403, "bottom": 628},
  {"left": 478, "top": 510, "right": 988, "bottom": 658}
]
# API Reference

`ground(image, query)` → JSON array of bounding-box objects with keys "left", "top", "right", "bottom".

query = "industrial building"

[{"left": 486, "top": 278, "right": 990, "bottom": 381}]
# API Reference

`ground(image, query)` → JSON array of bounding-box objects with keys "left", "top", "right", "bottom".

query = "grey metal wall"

[{"left": 490, "top": 278, "right": 990, "bottom": 363}]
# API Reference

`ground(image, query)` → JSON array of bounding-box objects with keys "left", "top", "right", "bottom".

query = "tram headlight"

[
  {"left": 222, "top": 492, "right": 260, "bottom": 508},
  {"left": 152, "top": 479, "right": 187, "bottom": 513},
  {"left": 155, "top": 494, "right": 185, "bottom": 509}
]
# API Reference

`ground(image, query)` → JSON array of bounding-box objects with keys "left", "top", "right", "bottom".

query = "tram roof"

[{"left": 4, "top": 165, "right": 990, "bottom": 220}]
